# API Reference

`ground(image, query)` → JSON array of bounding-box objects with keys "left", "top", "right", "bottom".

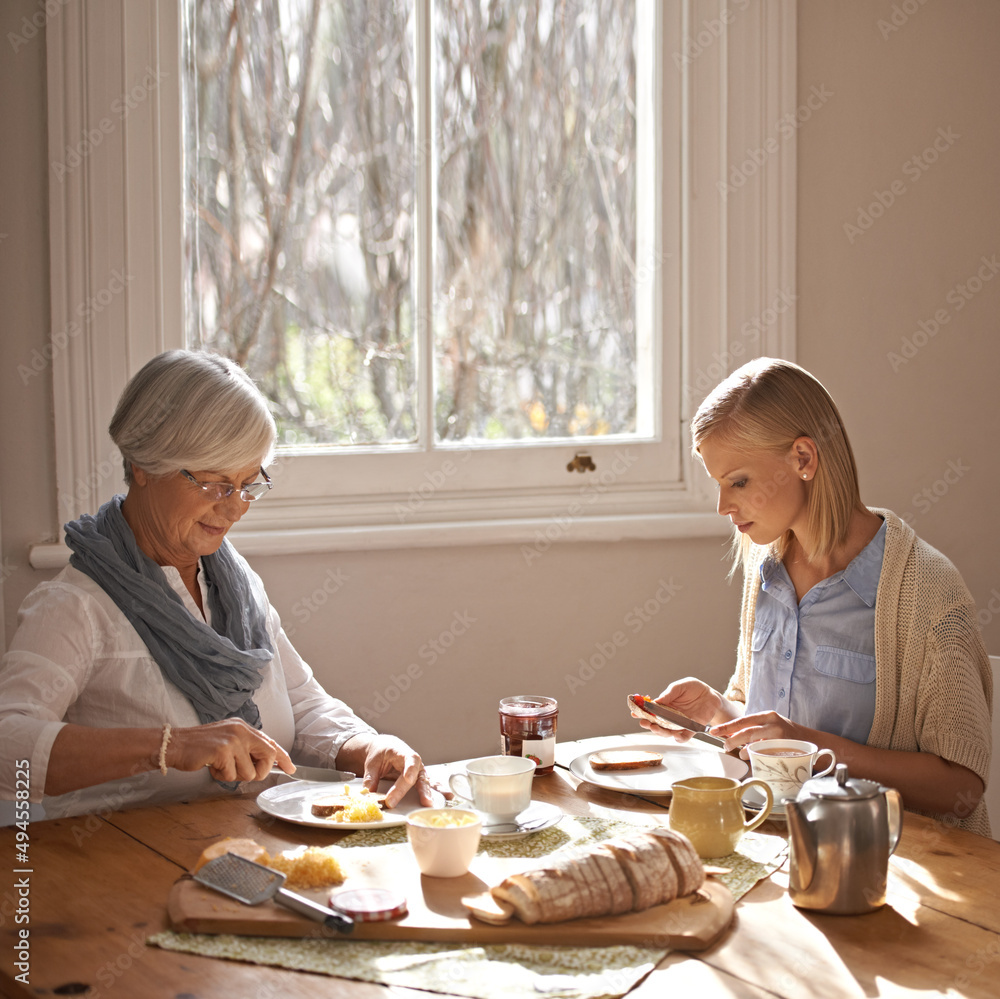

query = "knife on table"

[{"left": 631, "top": 695, "right": 728, "bottom": 751}]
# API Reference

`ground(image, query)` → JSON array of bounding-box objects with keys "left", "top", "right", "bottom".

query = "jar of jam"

[{"left": 499, "top": 695, "right": 558, "bottom": 776}]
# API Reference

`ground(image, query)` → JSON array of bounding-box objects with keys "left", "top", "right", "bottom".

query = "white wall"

[{"left": 1, "top": 0, "right": 997, "bottom": 767}]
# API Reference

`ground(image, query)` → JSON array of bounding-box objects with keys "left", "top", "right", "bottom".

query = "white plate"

[
  {"left": 480, "top": 801, "right": 563, "bottom": 839},
  {"left": 743, "top": 783, "right": 789, "bottom": 818},
  {"left": 569, "top": 742, "right": 748, "bottom": 797},
  {"left": 256, "top": 779, "right": 421, "bottom": 830}
]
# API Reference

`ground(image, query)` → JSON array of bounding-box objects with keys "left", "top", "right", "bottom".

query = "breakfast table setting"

[{"left": 3, "top": 713, "right": 1000, "bottom": 999}]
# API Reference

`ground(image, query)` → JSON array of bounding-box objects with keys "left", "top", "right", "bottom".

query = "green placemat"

[
  {"left": 149, "top": 816, "right": 786, "bottom": 999},
  {"left": 151, "top": 934, "right": 662, "bottom": 999},
  {"left": 702, "top": 829, "right": 789, "bottom": 899}
]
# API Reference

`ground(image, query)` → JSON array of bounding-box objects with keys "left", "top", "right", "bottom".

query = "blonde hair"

[
  {"left": 691, "top": 357, "right": 863, "bottom": 573},
  {"left": 110, "top": 350, "right": 276, "bottom": 485}
]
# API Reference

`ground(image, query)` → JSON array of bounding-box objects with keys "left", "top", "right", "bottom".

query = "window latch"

[{"left": 566, "top": 452, "right": 596, "bottom": 473}]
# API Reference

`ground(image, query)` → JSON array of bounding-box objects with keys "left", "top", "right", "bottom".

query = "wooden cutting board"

[{"left": 167, "top": 843, "right": 734, "bottom": 950}]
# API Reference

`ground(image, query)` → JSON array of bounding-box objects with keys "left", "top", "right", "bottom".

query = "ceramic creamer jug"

[
  {"left": 669, "top": 776, "right": 773, "bottom": 858},
  {"left": 785, "top": 763, "right": 903, "bottom": 914}
]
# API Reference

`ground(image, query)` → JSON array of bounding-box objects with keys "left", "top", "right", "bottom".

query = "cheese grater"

[{"left": 194, "top": 852, "right": 354, "bottom": 934}]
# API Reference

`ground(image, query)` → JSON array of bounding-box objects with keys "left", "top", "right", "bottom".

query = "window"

[
  {"left": 33, "top": 0, "right": 796, "bottom": 565},
  {"left": 185, "top": 1, "right": 649, "bottom": 449},
  {"left": 181, "top": 0, "right": 673, "bottom": 529}
]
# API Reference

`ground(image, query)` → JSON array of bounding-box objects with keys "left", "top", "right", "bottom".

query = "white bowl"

[{"left": 406, "top": 808, "right": 483, "bottom": 878}]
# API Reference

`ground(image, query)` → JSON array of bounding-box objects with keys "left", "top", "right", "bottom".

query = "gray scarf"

[{"left": 64, "top": 495, "right": 272, "bottom": 729}]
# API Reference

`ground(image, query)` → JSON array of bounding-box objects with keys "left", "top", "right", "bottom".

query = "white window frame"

[{"left": 31, "top": 0, "right": 796, "bottom": 567}]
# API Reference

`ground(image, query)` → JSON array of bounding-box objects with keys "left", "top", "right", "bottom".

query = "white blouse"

[{"left": 0, "top": 562, "right": 375, "bottom": 819}]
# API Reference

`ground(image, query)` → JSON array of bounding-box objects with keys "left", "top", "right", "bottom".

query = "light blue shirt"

[{"left": 745, "top": 519, "right": 886, "bottom": 744}]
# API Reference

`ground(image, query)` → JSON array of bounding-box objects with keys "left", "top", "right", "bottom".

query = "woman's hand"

[
  {"left": 631, "top": 677, "right": 734, "bottom": 742},
  {"left": 337, "top": 733, "right": 451, "bottom": 809},
  {"left": 167, "top": 718, "right": 295, "bottom": 783},
  {"left": 711, "top": 710, "right": 805, "bottom": 757}
]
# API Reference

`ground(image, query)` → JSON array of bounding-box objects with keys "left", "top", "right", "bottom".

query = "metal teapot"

[{"left": 785, "top": 763, "right": 903, "bottom": 915}]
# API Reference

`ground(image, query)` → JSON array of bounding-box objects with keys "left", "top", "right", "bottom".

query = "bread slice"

[
  {"left": 607, "top": 833, "right": 677, "bottom": 910},
  {"left": 193, "top": 837, "right": 269, "bottom": 873},
  {"left": 649, "top": 827, "right": 706, "bottom": 896},
  {"left": 491, "top": 873, "right": 542, "bottom": 924},
  {"left": 588, "top": 749, "right": 663, "bottom": 771},
  {"left": 557, "top": 858, "right": 601, "bottom": 920},
  {"left": 586, "top": 842, "right": 636, "bottom": 915},
  {"left": 463, "top": 892, "right": 515, "bottom": 925},
  {"left": 529, "top": 865, "right": 589, "bottom": 924},
  {"left": 309, "top": 790, "right": 387, "bottom": 818}
]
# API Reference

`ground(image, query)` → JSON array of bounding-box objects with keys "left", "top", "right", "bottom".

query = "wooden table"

[{"left": 2, "top": 734, "right": 999, "bottom": 998}]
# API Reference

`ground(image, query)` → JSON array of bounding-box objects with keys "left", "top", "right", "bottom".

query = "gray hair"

[{"left": 109, "top": 350, "right": 276, "bottom": 485}]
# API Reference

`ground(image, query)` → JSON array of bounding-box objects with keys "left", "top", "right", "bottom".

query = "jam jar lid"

[
  {"left": 328, "top": 888, "right": 408, "bottom": 922},
  {"left": 499, "top": 695, "right": 557, "bottom": 715}
]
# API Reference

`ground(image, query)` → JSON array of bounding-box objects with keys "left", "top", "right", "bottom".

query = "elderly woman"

[
  {"left": 634, "top": 357, "right": 992, "bottom": 835},
  {"left": 0, "top": 350, "right": 439, "bottom": 819}
]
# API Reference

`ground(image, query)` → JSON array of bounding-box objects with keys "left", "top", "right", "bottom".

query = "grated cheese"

[
  {"left": 267, "top": 845, "right": 346, "bottom": 888},
  {"left": 194, "top": 837, "right": 346, "bottom": 889},
  {"left": 330, "top": 798, "right": 384, "bottom": 823}
]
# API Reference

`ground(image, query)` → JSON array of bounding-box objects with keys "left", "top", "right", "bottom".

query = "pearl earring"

[{"left": 802, "top": 474, "right": 808, "bottom": 480}]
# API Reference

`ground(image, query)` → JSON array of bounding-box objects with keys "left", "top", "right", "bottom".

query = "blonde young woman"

[{"left": 635, "top": 358, "right": 992, "bottom": 834}]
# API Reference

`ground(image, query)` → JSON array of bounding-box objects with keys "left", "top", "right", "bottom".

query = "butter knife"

[
  {"left": 633, "top": 697, "right": 728, "bottom": 751},
  {"left": 270, "top": 765, "right": 358, "bottom": 782}
]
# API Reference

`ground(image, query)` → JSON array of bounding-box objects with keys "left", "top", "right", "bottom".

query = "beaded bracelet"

[{"left": 158, "top": 722, "right": 172, "bottom": 776}]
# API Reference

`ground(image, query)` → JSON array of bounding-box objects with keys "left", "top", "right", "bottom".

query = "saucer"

[
  {"left": 479, "top": 800, "right": 562, "bottom": 839},
  {"left": 742, "top": 784, "right": 790, "bottom": 818}
]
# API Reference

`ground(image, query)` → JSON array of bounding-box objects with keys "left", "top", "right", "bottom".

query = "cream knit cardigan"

[{"left": 724, "top": 508, "right": 993, "bottom": 836}]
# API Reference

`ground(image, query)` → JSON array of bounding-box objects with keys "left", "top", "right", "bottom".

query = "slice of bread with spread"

[
  {"left": 588, "top": 749, "right": 663, "bottom": 771},
  {"left": 310, "top": 789, "right": 388, "bottom": 819}
]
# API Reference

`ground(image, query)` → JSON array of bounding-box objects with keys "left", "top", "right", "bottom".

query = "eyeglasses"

[{"left": 179, "top": 466, "right": 273, "bottom": 502}]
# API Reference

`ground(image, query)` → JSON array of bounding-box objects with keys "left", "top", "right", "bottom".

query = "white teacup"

[
  {"left": 748, "top": 739, "right": 837, "bottom": 801},
  {"left": 448, "top": 755, "right": 536, "bottom": 823}
]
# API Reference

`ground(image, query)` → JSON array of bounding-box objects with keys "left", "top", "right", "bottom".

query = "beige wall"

[
  {"left": 796, "top": 0, "right": 1000, "bottom": 649},
  {"left": 1, "top": 0, "right": 997, "bottom": 767}
]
